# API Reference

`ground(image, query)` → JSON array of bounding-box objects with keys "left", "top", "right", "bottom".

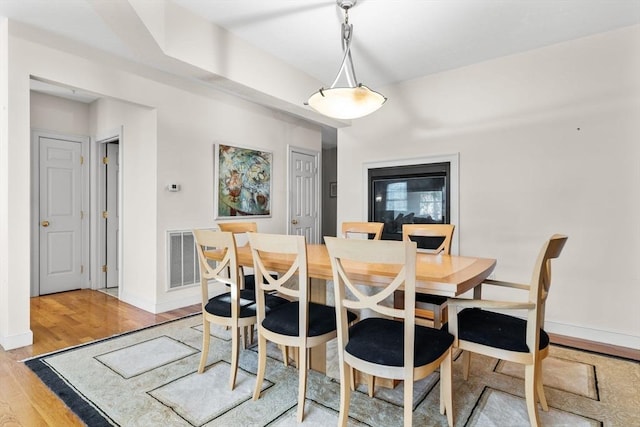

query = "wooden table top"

[{"left": 206, "top": 243, "right": 496, "bottom": 297}]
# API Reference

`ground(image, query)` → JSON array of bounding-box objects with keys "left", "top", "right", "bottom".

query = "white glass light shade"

[{"left": 307, "top": 85, "right": 386, "bottom": 120}]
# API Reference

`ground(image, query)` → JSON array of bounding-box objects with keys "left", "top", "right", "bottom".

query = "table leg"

[
  {"left": 309, "top": 277, "right": 327, "bottom": 373},
  {"left": 473, "top": 283, "right": 483, "bottom": 300}
]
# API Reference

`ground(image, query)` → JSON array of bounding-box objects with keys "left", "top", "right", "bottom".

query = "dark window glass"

[{"left": 368, "top": 162, "right": 450, "bottom": 241}]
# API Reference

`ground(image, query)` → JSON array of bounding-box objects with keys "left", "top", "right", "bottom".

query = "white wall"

[
  {"left": 0, "top": 18, "right": 17, "bottom": 348},
  {"left": 30, "top": 92, "right": 90, "bottom": 136},
  {"left": 337, "top": 25, "right": 640, "bottom": 349},
  {"left": 0, "top": 23, "right": 321, "bottom": 349},
  {"left": 153, "top": 95, "right": 320, "bottom": 311},
  {"left": 0, "top": 21, "right": 33, "bottom": 349}
]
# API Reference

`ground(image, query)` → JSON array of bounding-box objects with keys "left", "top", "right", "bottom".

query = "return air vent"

[{"left": 167, "top": 230, "right": 200, "bottom": 289}]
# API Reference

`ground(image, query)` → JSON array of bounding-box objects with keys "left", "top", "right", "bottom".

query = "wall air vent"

[{"left": 167, "top": 230, "right": 200, "bottom": 289}]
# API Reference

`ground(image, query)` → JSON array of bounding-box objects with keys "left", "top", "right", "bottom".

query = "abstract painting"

[{"left": 215, "top": 144, "right": 272, "bottom": 218}]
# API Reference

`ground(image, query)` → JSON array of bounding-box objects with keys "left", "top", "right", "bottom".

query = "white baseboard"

[
  {"left": 119, "top": 290, "right": 201, "bottom": 315},
  {"left": 0, "top": 329, "right": 33, "bottom": 350},
  {"left": 118, "top": 290, "right": 157, "bottom": 314},
  {"left": 546, "top": 320, "right": 639, "bottom": 350},
  {"left": 154, "top": 294, "right": 201, "bottom": 314}
]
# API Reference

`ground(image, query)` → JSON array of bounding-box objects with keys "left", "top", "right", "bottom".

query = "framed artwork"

[
  {"left": 330, "top": 182, "right": 337, "bottom": 198},
  {"left": 215, "top": 144, "right": 272, "bottom": 218}
]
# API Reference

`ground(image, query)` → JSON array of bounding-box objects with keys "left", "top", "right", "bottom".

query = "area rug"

[{"left": 24, "top": 315, "right": 640, "bottom": 426}]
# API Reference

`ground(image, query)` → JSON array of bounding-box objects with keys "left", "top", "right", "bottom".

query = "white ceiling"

[
  {"left": 172, "top": 0, "right": 640, "bottom": 87},
  {"left": 2, "top": 0, "right": 639, "bottom": 98}
]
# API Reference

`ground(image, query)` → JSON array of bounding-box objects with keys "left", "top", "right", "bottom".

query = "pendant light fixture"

[{"left": 306, "top": 0, "right": 386, "bottom": 120}]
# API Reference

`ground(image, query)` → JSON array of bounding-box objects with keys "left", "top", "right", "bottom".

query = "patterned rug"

[{"left": 24, "top": 315, "right": 640, "bottom": 426}]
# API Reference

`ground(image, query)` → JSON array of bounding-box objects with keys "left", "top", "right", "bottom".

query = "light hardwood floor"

[{"left": 0, "top": 289, "right": 200, "bottom": 426}]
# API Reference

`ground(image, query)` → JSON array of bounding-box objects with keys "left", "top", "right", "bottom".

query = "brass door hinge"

[
  {"left": 103, "top": 156, "right": 109, "bottom": 165},
  {"left": 102, "top": 265, "right": 107, "bottom": 273},
  {"left": 102, "top": 211, "right": 108, "bottom": 219},
  {"left": 80, "top": 156, "right": 84, "bottom": 165}
]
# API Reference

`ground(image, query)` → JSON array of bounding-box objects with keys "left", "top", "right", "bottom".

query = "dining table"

[{"left": 205, "top": 242, "right": 496, "bottom": 381}]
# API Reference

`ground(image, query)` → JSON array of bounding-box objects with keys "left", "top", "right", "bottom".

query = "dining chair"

[
  {"left": 193, "top": 229, "right": 287, "bottom": 389},
  {"left": 400, "top": 223, "right": 455, "bottom": 328},
  {"left": 341, "top": 221, "right": 384, "bottom": 240},
  {"left": 217, "top": 221, "right": 258, "bottom": 289},
  {"left": 340, "top": 221, "right": 384, "bottom": 396},
  {"left": 325, "top": 236, "right": 454, "bottom": 427},
  {"left": 447, "top": 234, "right": 568, "bottom": 427},
  {"left": 248, "top": 233, "right": 357, "bottom": 422},
  {"left": 218, "top": 221, "right": 294, "bottom": 363}
]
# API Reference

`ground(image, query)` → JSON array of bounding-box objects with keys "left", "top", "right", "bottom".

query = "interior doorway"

[
  {"left": 31, "top": 131, "right": 90, "bottom": 295},
  {"left": 97, "top": 136, "right": 121, "bottom": 292},
  {"left": 103, "top": 141, "right": 119, "bottom": 288},
  {"left": 288, "top": 146, "right": 320, "bottom": 243}
]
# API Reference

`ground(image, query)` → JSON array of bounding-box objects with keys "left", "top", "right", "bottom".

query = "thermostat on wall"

[{"left": 167, "top": 184, "right": 181, "bottom": 192}]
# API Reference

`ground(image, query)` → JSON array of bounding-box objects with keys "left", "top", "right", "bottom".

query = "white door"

[
  {"left": 289, "top": 149, "right": 320, "bottom": 243},
  {"left": 39, "top": 137, "right": 87, "bottom": 294},
  {"left": 105, "top": 142, "right": 119, "bottom": 288}
]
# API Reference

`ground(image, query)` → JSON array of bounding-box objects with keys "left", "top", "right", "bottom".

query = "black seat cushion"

[
  {"left": 243, "top": 273, "right": 278, "bottom": 290},
  {"left": 242, "top": 274, "right": 257, "bottom": 290},
  {"left": 452, "top": 308, "right": 549, "bottom": 353},
  {"left": 409, "top": 235, "right": 446, "bottom": 252},
  {"left": 262, "top": 293, "right": 290, "bottom": 312},
  {"left": 205, "top": 289, "right": 288, "bottom": 318},
  {"left": 416, "top": 294, "right": 448, "bottom": 306},
  {"left": 345, "top": 317, "right": 454, "bottom": 367},
  {"left": 262, "top": 302, "right": 357, "bottom": 337}
]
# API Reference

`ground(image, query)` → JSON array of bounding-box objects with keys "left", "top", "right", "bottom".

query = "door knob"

[
  {"left": 41, "top": 220, "right": 50, "bottom": 227},
  {"left": 291, "top": 219, "right": 298, "bottom": 225}
]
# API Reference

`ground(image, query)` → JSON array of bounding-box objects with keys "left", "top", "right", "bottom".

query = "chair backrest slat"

[
  {"left": 341, "top": 222, "right": 384, "bottom": 240},
  {"left": 217, "top": 221, "right": 258, "bottom": 234},
  {"left": 402, "top": 223, "right": 455, "bottom": 254},
  {"left": 528, "top": 234, "right": 568, "bottom": 333},
  {"left": 217, "top": 221, "right": 258, "bottom": 247}
]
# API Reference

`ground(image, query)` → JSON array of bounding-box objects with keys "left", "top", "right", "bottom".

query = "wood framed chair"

[
  {"left": 325, "top": 237, "right": 454, "bottom": 427},
  {"left": 217, "top": 221, "right": 258, "bottom": 289},
  {"left": 340, "top": 221, "right": 384, "bottom": 395},
  {"left": 193, "top": 229, "right": 287, "bottom": 389},
  {"left": 218, "top": 222, "right": 291, "bottom": 362},
  {"left": 447, "top": 234, "right": 568, "bottom": 427},
  {"left": 399, "top": 223, "right": 455, "bottom": 328},
  {"left": 248, "top": 233, "right": 357, "bottom": 422},
  {"left": 341, "top": 221, "right": 384, "bottom": 240}
]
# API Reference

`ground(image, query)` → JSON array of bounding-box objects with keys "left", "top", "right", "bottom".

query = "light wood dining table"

[{"left": 205, "top": 243, "right": 496, "bottom": 376}]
